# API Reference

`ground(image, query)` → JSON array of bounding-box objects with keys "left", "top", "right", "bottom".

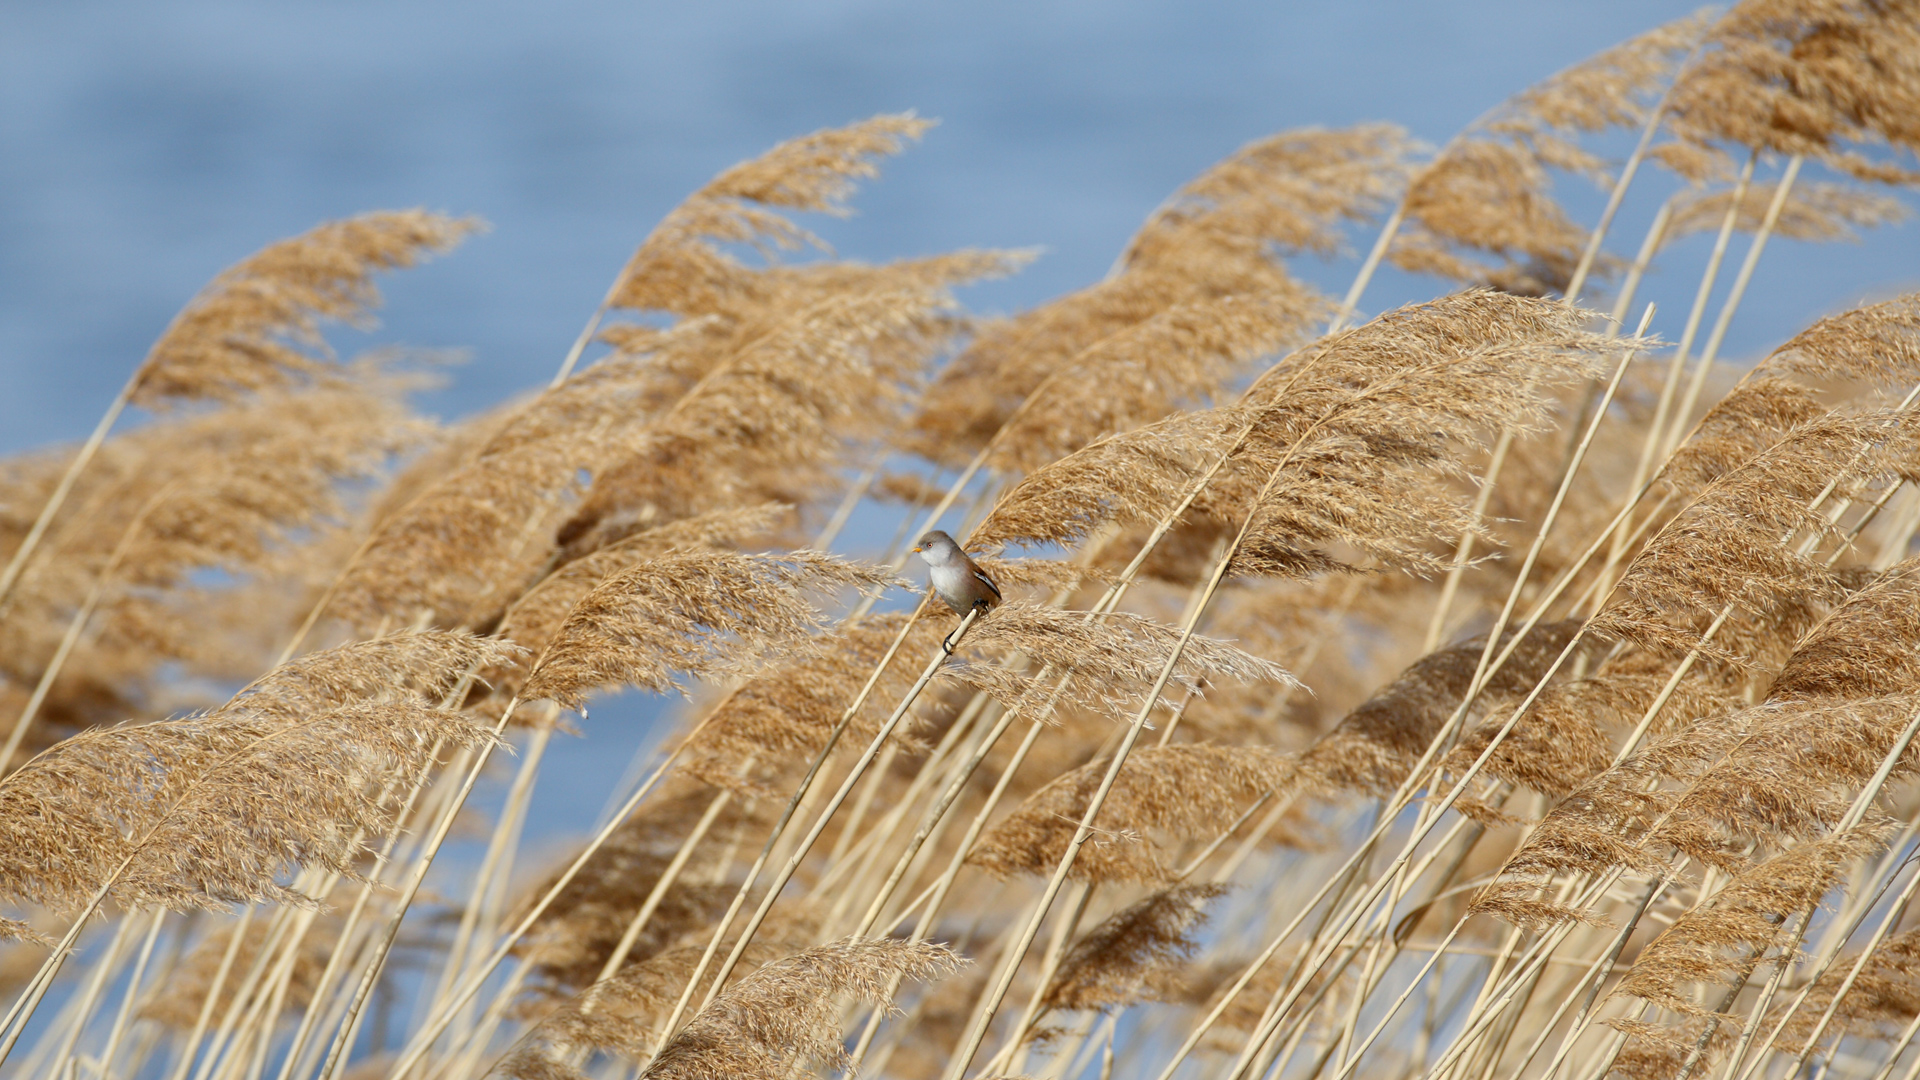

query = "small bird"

[{"left": 913, "top": 530, "right": 1001, "bottom": 651}]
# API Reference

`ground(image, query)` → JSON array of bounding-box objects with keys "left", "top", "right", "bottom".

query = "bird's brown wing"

[{"left": 971, "top": 565, "right": 1002, "bottom": 603}]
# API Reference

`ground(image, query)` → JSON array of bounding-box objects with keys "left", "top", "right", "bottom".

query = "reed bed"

[{"left": 5, "top": 5, "right": 1920, "bottom": 1080}]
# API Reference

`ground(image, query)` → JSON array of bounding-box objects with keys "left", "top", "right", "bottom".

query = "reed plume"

[
  {"left": 940, "top": 600, "right": 1295, "bottom": 720},
  {"left": 1765, "top": 927, "right": 1920, "bottom": 1054},
  {"left": 970, "top": 745, "right": 1292, "bottom": 882},
  {"left": 1657, "top": 0, "right": 1920, "bottom": 183},
  {"left": 638, "top": 937, "right": 963, "bottom": 1080},
  {"left": 1040, "top": 883, "right": 1228, "bottom": 1015},
  {"left": 977, "top": 291, "right": 1620, "bottom": 564},
  {"left": 513, "top": 781, "right": 763, "bottom": 994},
  {"left": 1302, "top": 619, "right": 1588, "bottom": 800},
  {"left": 610, "top": 114, "right": 934, "bottom": 322},
  {"left": 0, "top": 377, "right": 427, "bottom": 741},
  {"left": 677, "top": 612, "right": 941, "bottom": 795},
  {"left": 132, "top": 210, "right": 480, "bottom": 405},
  {"left": 139, "top": 915, "right": 332, "bottom": 1027},
  {"left": 1391, "top": 13, "right": 1709, "bottom": 292},
  {"left": 559, "top": 288, "right": 957, "bottom": 557},
  {"left": 0, "top": 631, "right": 514, "bottom": 913},
  {"left": 1595, "top": 409, "right": 1917, "bottom": 664},
  {"left": 1611, "top": 824, "right": 1888, "bottom": 1016},
  {"left": 1667, "top": 180, "right": 1910, "bottom": 243},
  {"left": 521, "top": 550, "right": 895, "bottom": 710},
  {"left": 911, "top": 124, "right": 1409, "bottom": 463}
]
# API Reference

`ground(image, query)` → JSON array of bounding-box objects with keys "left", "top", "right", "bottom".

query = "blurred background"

[{"left": 4, "top": 0, "right": 1917, "bottom": 844}]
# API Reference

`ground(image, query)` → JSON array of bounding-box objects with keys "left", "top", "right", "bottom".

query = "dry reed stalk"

[
  {"left": 838, "top": 575, "right": 1287, "bottom": 1068},
  {"left": 1405, "top": 201, "right": 1912, "bottom": 1080},
  {"left": 1656, "top": 0, "right": 1920, "bottom": 186},
  {"left": 1649, "top": 149, "right": 1759, "bottom": 466},
  {"left": 387, "top": 577, "right": 919, "bottom": 1080},
  {"left": 657, "top": 607, "right": 995, "bottom": 1042},
  {"left": 683, "top": 134, "right": 1420, "bottom": 976},
  {"left": 627, "top": 937, "right": 961, "bottom": 1080},
  {"left": 954, "top": 301, "right": 1621, "bottom": 1080},
  {"left": 328, "top": 549, "right": 881, "bottom": 1079},
  {"left": 1647, "top": 0, "right": 1920, "bottom": 456},
  {"left": 95, "top": 908, "right": 167, "bottom": 1079},
  {"left": 1104, "top": 307, "right": 1638, "bottom": 1080},
  {"left": 1664, "top": 157, "right": 1805, "bottom": 460},
  {"left": 1163, "top": 365, "right": 1699, "bottom": 1080},
  {"left": 19, "top": 14, "right": 1920, "bottom": 1080},
  {"left": 1472, "top": 540, "right": 1920, "bottom": 1076},
  {"left": 968, "top": 746, "right": 1293, "bottom": 884},
  {"left": 0, "top": 633, "right": 508, "bottom": 1067},
  {"left": 425, "top": 716, "right": 558, "bottom": 1025},
  {"left": 812, "top": 693, "right": 1001, "bottom": 935}
]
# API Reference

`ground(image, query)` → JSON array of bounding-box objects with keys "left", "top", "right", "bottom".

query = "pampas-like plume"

[
  {"left": 1765, "top": 927, "right": 1920, "bottom": 1055},
  {"left": 559, "top": 288, "right": 956, "bottom": 557},
  {"left": 140, "top": 915, "right": 332, "bottom": 1027},
  {"left": 1667, "top": 181, "right": 1910, "bottom": 245},
  {"left": 521, "top": 550, "right": 896, "bottom": 710},
  {"left": 0, "top": 699, "right": 495, "bottom": 914},
  {"left": 969, "top": 745, "right": 1293, "bottom": 882},
  {"left": 513, "top": 781, "right": 755, "bottom": 993},
  {"left": 0, "top": 631, "right": 509, "bottom": 913},
  {"left": 938, "top": 600, "right": 1296, "bottom": 720},
  {"left": 0, "top": 380, "right": 429, "bottom": 741},
  {"left": 976, "top": 291, "right": 1618, "bottom": 564},
  {"left": 1217, "top": 296, "right": 1618, "bottom": 578},
  {"left": 328, "top": 427, "right": 595, "bottom": 632},
  {"left": 985, "top": 295, "right": 1321, "bottom": 477},
  {"left": 1472, "top": 711, "right": 1750, "bottom": 926},
  {"left": 611, "top": 114, "right": 934, "bottom": 321},
  {"left": 637, "top": 937, "right": 963, "bottom": 1080},
  {"left": 1041, "top": 883, "right": 1229, "bottom": 1014},
  {"left": 132, "top": 210, "right": 480, "bottom": 405},
  {"left": 1766, "top": 292, "right": 1920, "bottom": 390},
  {"left": 1593, "top": 410, "right": 1919, "bottom": 665},
  {"left": 1442, "top": 648, "right": 1740, "bottom": 801},
  {"left": 1608, "top": 1016, "right": 1741, "bottom": 1080},
  {"left": 504, "top": 902, "right": 835, "bottom": 1077},
  {"left": 499, "top": 940, "right": 798, "bottom": 1080},
  {"left": 911, "top": 124, "right": 1410, "bottom": 463},
  {"left": 677, "top": 612, "right": 942, "bottom": 795},
  {"left": 1652, "top": 293, "right": 1920, "bottom": 496},
  {"left": 1657, "top": 0, "right": 1920, "bottom": 183},
  {"left": 1479, "top": 559, "right": 1920, "bottom": 916},
  {"left": 1391, "top": 12, "right": 1709, "bottom": 291},
  {"left": 1301, "top": 619, "right": 1589, "bottom": 800},
  {"left": 481, "top": 504, "right": 793, "bottom": 698},
  {"left": 1652, "top": 695, "right": 1920, "bottom": 862},
  {"left": 1611, "top": 825, "right": 1888, "bottom": 1017},
  {"left": 1771, "top": 558, "right": 1920, "bottom": 701}
]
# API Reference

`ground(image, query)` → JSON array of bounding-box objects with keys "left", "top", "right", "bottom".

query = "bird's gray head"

[{"left": 912, "top": 530, "right": 964, "bottom": 565}]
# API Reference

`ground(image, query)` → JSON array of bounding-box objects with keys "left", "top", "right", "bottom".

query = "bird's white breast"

[{"left": 928, "top": 560, "right": 973, "bottom": 597}]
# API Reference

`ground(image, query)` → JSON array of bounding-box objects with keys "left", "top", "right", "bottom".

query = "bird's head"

[{"left": 913, "top": 530, "right": 961, "bottom": 561}]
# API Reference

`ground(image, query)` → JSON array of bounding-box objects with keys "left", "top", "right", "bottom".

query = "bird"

[{"left": 912, "top": 530, "right": 1001, "bottom": 652}]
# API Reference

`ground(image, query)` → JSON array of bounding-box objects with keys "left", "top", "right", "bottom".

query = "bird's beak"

[{"left": 911, "top": 545, "right": 922, "bottom": 553}]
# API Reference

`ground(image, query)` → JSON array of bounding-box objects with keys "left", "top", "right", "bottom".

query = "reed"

[{"left": 3, "top": 7, "right": 1920, "bottom": 1080}]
